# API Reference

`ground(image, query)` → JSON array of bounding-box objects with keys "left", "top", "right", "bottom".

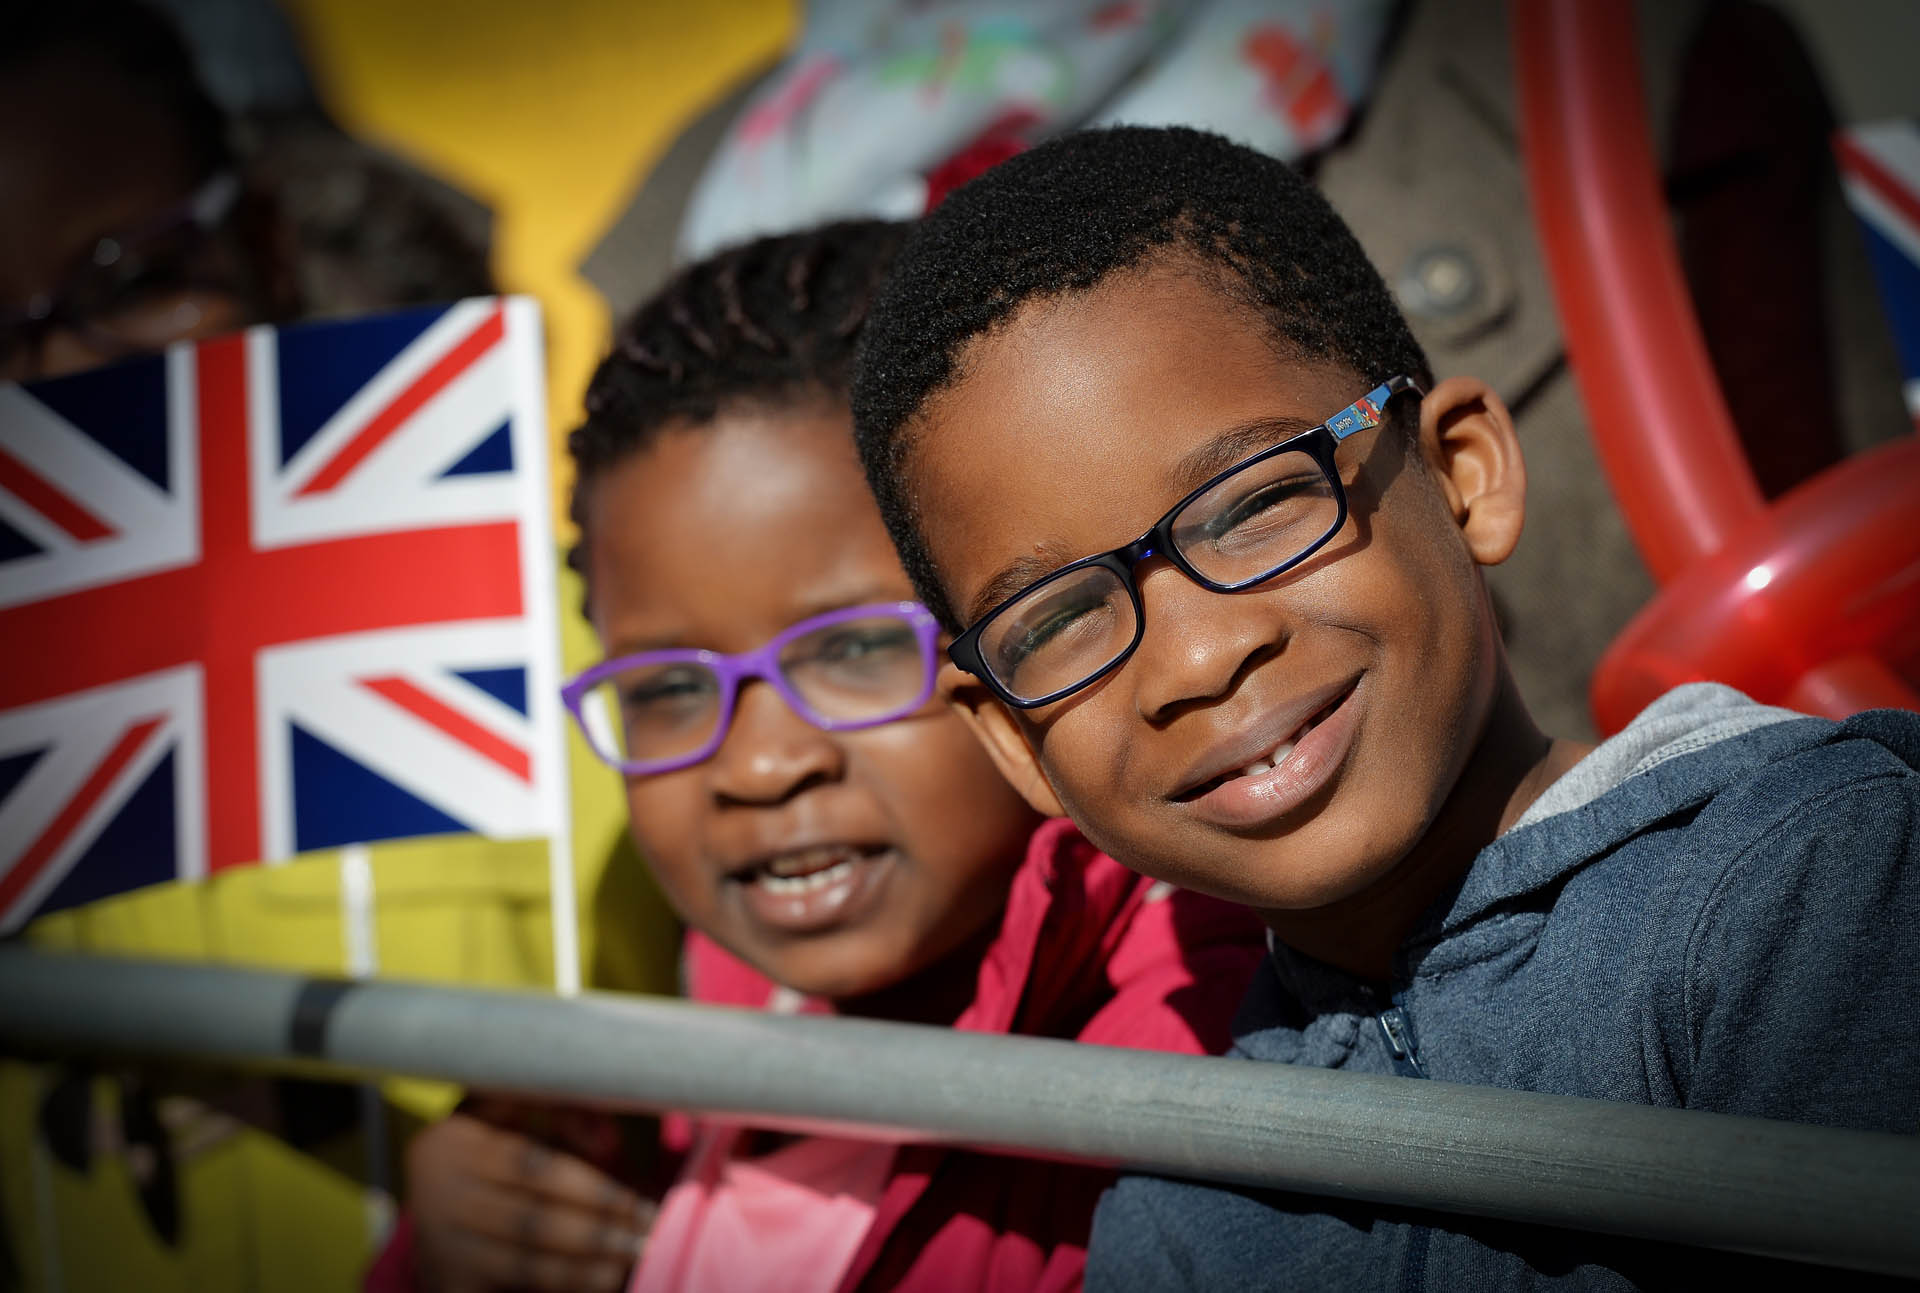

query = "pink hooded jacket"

[{"left": 368, "top": 818, "right": 1264, "bottom": 1291}]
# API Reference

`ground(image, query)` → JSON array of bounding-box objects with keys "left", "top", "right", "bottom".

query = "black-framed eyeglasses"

[
  {"left": 0, "top": 171, "right": 247, "bottom": 375},
  {"left": 949, "top": 376, "right": 1425, "bottom": 708}
]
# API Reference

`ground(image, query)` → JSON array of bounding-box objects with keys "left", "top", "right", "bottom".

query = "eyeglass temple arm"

[{"left": 1327, "top": 376, "right": 1425, "bottom": 442}]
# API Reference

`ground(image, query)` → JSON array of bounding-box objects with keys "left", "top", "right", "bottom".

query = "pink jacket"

[{"left": 368, "top": 819, "right": 1265, "bottom": 1291}]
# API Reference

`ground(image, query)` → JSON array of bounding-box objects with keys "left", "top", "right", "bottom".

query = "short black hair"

[
  {"left": 851, "top": 125, "right": 1432, "bottom": 632},
  {"left": 569, "top": 219, "right": 908, "bottom": 615}
]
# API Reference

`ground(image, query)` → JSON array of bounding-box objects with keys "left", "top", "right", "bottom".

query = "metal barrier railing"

[{"left": 2, "top": 947, "right": 1916, "bottom": 1278}]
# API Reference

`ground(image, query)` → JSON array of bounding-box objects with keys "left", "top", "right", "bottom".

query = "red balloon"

[{"left": 1514, "top": 0, "right": 1920, "bottom": 732}]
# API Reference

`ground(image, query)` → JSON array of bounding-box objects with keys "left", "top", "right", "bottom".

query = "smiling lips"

[
  {"left": 731, "top": 843, "right": 896, "bottom": 933},
  {"left": 1176, "top": 678, "right": 1361, "bottom": 830}
]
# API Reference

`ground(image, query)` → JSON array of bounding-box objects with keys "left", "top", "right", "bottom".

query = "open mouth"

[
  {"left": 729, "top": 843, "right": 896, "bottom": 933},
  {"left": 743, "top": 844, "right": 866, "bottom": 895},
  {"left": 1176, "top": 683, "right": 1355, "bottom": 802}
]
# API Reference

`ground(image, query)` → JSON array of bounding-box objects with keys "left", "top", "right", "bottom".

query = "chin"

[
  {"left": 761, "top": 942, "right": 903, "bottom": 1002},
  {"left": 1192, "top": 847, "right": 1394, "bottom": 914},
  {"left": 781, "top": 967, "right": 887, "bottom": 1000}
]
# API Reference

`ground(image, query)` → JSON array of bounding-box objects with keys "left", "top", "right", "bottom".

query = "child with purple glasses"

[{"left": 368, "top": 221, "right": 1264, "bottom": 1293}]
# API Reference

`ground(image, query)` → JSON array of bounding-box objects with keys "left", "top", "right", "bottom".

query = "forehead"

[
  {"left": 585, "top": 407, "right": 913, "bottom": 652},
  {"left": 908, "top": 259, "right": 1363, "bottom": 619}
]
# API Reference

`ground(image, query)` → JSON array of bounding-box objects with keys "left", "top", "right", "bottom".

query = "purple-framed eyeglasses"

[{"left": 561, "top": 602, "right": 943, "bottom": 776}]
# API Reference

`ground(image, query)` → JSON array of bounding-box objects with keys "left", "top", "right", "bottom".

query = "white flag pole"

[
  {"left": 545, "top": 822, "right": 580, "bottom": 997},
  {"left": 338, "top": 843, "right": 395, "bottom": 1247},
  {"left": 504, "top": 296, "right": 580, "bottom": 996}
]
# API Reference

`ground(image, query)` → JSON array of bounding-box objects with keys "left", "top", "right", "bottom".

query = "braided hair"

[{"left": 568, "top": 219, "right": 909, "bottom": 610}]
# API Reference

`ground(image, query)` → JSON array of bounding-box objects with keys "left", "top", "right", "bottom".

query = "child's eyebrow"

[
  {"left": 602, "top": 631, "right": 684, "bottom": 657},
  {"left": 602, "top": 587, "right": 910, "bottom": 657},
  {"left": 962, "top": 416, "right": 1322, "bottom": 623},
  {"left": 968, "top": 554, "right": 1081, "bottom": 624},
  {"left": 1171, "top": 416, "right": 1323, "bottom": 493}
]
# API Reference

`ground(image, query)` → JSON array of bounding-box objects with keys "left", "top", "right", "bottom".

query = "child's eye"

[
  {"left": 72, "top": 230, "right": 217, "bottom": 319},
  {"left": 810, "top": 625, "right": 916, "bottom": 664},
  {"left": 1193, "top": 476, "right": 1325, "bottom": 550},
  {"left": 1004, "top": 593, "right": 1111, "bottom": 667},
  {"left": 622, "top": 667, "right": 716, "bottom": 711}
]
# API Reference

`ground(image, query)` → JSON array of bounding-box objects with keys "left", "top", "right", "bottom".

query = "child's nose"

[
  {"left": 1130, "top": 561, "right": 1288, "bottom": 722},
  {"left": 705, "top": 677, "right": 846, "bottom": 805}
]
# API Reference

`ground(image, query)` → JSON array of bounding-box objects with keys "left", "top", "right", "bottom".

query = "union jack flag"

[
  {"left": 1834, "top": 120, "right": 1920, "bottom": 428},
  {"left": 0, "top": 298, "right": 567, "bottom": 932}
]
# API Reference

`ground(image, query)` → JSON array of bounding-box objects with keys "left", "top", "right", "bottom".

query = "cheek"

[
  {"left": 852, "top": 717, "right": 1037, "bottom": 887},
  {"left": 1350, "top": 511, "right": 1496, "bottom": 799},
  {"left": 1025, "top": 703, "right": 1150, "bottom": 848},
  {"left": 621, "top": 778, "right": 712, "bottom": 918}
]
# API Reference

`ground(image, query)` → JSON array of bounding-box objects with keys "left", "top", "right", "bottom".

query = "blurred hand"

[{"left": 406, "top": 1103, "right": 656, "bottom": 1293}]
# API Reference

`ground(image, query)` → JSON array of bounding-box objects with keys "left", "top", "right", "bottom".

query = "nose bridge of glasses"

[
  {"left": 717, "top": 659, "right": 836, "bottom": 755},
  {"left": 706, "top": 680, "right": 846, "bottom": 802},
  {"left": 1104, "top": 533, "right": 1208, "bottom": 624},
  {"left": 722, "top": 640, "right": 819, "bottom": 726},
  {"left": 1121, "top": 524, "right": 1164, "bottom": 563}
]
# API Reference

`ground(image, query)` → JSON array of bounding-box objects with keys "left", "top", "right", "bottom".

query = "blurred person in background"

[
  {"left": 0, "top": 0, "right": 494, "bottom": 384},
  {"left": 0, "top": 1, "right": 504, "bottom": 1278}
]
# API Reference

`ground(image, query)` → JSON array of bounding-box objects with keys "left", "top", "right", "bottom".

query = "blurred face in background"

[{"left": 0, "top": 44, "right": 280, "bottom": 382}]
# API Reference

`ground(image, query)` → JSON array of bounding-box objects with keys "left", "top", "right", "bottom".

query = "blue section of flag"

[
  {"left": 22, "top": 354, "right": 170, "bottom": 490},
  {"left": 37, "top": 752, "right": 176, "bottom": 919},
  {"left": 276, "top": 306, "right": 447, "bottom": 466},
  {"left": 0, "top": 515, "right": 43, "bottom": 563},
  {"left": 290, "top": 723, "right": 467, "bottom": 851},
  {"left": 1858, "top": 219, "right": 1920, "bottom": 383},
  {"left": 454, "top": 666, "right": 528, "bottom": 716},
  {"left": 0, "top": 747, "right": 45, "bottom": 811},
  {"left": 440, "top": 420, "right": 514, "bottom": 477},
  {"left": 0, "top": 300, "right": 553, "bottom": 926}
]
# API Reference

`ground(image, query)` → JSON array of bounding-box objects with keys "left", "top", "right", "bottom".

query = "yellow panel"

[
  {"left": 281, "top": 0, "right": 799, "bottom": 534},
  {"left": 2, "top": 1071, "right": 249, "bottom": 1293},
  {"left": 243, "top": 1124, "right": 382, "bottom": 1293}
]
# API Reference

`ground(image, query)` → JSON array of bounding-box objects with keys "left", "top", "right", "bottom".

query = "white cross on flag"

[{"left": 0, "top": 297, "right": 570, "bottom": 946}]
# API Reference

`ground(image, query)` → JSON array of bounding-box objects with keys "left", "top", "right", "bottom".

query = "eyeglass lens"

[
  {"left": 978, "top": 444, "right": 1341, "bottom": 702},
  {"left": 578, "top": 611, "right": 931, "bottom": 769}
]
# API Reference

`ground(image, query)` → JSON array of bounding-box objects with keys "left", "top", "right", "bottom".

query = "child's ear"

[
  {"left": 1416, "top": 376, "right": 1526, "bottom": 566},
  {"left": 936, "top": 662, "right": 1067, "bottom": 818}
]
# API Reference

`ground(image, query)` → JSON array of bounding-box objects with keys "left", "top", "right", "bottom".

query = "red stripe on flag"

[
  {"left": 359, "top": 675, "right": 532, "bottom": 782},
  {"left": 295, "top": 306, "right": 507, "bottom": 497},
  {"left": 0, "top": 521, "right": 524, "bottom": 713},
  {"left": 0, "top": 716, "right": 163, "bottom": 920},
  {"left": 197, "top": 335, "right": 261, "bottom": 873},
  {"left": 0, "top": 444, "right": 116, "bottom": 542},
  {"left": 1834, "top": 132, "right": 1920, "bottom": 233}
]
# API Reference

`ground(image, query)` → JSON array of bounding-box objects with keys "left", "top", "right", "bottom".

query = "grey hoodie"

[{"left": 1089, "top": 685, "right": 1920, "bottom": 1290}]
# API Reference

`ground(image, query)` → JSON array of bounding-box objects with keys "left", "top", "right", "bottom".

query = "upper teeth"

[
  {"left": 757, "top": 858, "right": 855, "bottom": 895},
  {"left": 1239, "top": 739, "right": 1296, "bottom": 778},
  {"left": 765, "top": 845, "right": 845, "bottom": 878}
]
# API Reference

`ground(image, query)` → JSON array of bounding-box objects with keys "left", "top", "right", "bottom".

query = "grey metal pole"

[{"left": 2, "top": 946, "right": 1915, "bottom": 1277}]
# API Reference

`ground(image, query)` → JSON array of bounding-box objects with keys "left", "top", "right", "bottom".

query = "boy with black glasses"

[{"left": 851, "top": 125, "right": 1920, "bottom": 1286}]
